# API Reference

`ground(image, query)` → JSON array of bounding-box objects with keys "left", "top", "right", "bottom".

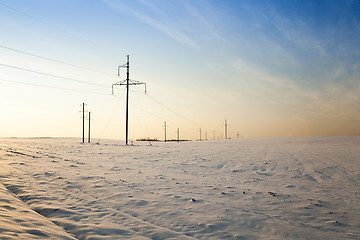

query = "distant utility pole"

[
  {"left": 213, "top": 130, "right": 216, "bottom": 140},
  {"left": 80, "top": 103, "right": 87, "bottom": 144},
  {"left": 199, "top": 128, "right": 202, "bottom": 141},
  {"left": 163, "top": 121, "right": 167, "bottom": 142},
  {"left": 224, "top": 119, "right": 228, "bottom": 139},
  {"left": 112, "top": 55, "right": 146, "bottom": 145},
  {"left": 83, "top": 103, "right": 85, "bottom": 143},
  {"left": 205, "top": 131, "right": 207, "bottom": 140},
  {"left": 177, "top": 128, "right": 180, "bottom": 142},
  {"left": 88, "top": 112, "right": 91, "bottom": 143}
]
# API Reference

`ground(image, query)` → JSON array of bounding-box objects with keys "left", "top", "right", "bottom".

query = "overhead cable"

[
  {"left": 0, "top": 2, "right": 121, "bottom": 56},
  {"left": 146, "top": 94, "right": 203, "bottom": 128},
  {"left": 0, "top": 45, "right": 114, "bottom": 76},
  {"left": 0, "top": 77, "right": 112, "bottom": 95},
  {"left": 0, "top": 63, "right": 110, "bottom": 89}
]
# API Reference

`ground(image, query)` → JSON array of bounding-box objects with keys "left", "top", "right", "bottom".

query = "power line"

[
  {"left": 119, "top": 86, "right": 203, "bottom": 133},
  {"left": 0, "top": 2, "right": 63, "bottom": 30},
  {"left": 0, "top": 2, "right": 121, "bottom": 56},
  {"left": 131, "top": 91, "right": 214, "bottom": 133},
  {"left": 0, "top": 63, "right": 111, "bottom": 89},
  {"left": 0, "top": 77, "right": 111, "bottom": 95},
  {"left": 0, "top": 64, "right": 216, "bottom": 139},
  {"left": 146, "top": 93, "right": 215, "bottom": 134},
  {"left": 0, "top": 45, "right": 114, "bottom": 76},
  {"left": 112, "top": 82, "right": 203, "bottom": 136},
  {"left": 127, "top": 99, "right": 198, "bottom": 132},
  {"left": 1, "top": 66, "right": 214, "bottom": 138},
  {"left": 0, "top": 76, "right": 217, "bottom": 140},
  {"left": 146, "top": 94, "right": 202, "bottom": 128}
]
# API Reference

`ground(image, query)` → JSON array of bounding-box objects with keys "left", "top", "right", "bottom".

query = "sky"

[{"left": 0, "top": 0, "right": 359, "bottom": 141}]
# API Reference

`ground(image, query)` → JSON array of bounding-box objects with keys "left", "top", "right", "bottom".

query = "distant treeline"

[
  {"left": 136, "top": 138, "right": 191, "bottom": 142},
  {"left": 165, "top": 139, "right": 191, "bottom": 142},
  {"left": 136, "top": 138, "right": 159, "bottom": 142}
]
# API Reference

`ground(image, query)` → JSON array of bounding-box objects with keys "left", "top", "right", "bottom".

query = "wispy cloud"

[
  {"left": 232, "top": 57, "right": 297, "bottom": 90},
  {"left": 136, "top": 0, "right": 164, "bottom": 15},
  {"left": 229, "top": 55, "right": 360, "bottom": 122},
  {"left": 182, "top": 2, "right": 224, "bottom": 43},
  {"left": 132, "top": 10, "right": 199, "bottom": 49},
  {"left": 100, "top": 0, "right": 199, "bottom": 48},
  {"left": 100, "top": 0, "right": 228, "bottom": 50},
  {"left": 271, "top": 13, "right": 327, "bottom": 56}
]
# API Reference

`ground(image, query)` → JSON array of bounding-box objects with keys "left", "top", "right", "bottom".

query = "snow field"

[{"left": 0, "top": 136, "right": 359, "bottom": 239}]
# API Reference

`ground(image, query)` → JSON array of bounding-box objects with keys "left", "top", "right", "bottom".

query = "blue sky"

[{"left": 0, "top": 0, "right": 359, "bottom": 140}]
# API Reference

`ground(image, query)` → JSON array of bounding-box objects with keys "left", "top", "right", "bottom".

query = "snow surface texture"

[{"left": 0, "top": 136, "right": 359, "bottom": 239}]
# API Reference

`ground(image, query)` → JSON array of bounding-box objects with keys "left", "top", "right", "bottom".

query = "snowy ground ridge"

[{"left": 0, "top": 181, "right": 76, "bottom": 239}]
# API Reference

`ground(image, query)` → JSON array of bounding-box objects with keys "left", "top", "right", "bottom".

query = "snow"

[{"left": 0, "top": 136, "right": 359, "bottom": 239}]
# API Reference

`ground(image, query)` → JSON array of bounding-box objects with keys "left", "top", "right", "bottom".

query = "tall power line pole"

[
  {"left": 199, "top": 128, "right": 202, "bottom": 141},
  {"left": 112, "top": 55, "right": 146, "bottom": 145}
]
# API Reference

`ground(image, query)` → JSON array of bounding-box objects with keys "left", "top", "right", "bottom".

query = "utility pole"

[
  {"left": 112, "top": 55, "right": 146, "bottom": 145},
  {"left": 88, "top": 112, "right": 91, "bottom": 143},
  {"left": 83, "top": 103, "right": 85, "bottom": 143},
  {"left": 177, "top": 128, "right": 180, "bottom": 142},
  {"left": 224, "top": 119, "right": 228, "bottom": 140},
  {"left": 80, "top": 103, "right": 87, "bottom": 144},
  {"left": 205, "top": 131, "right": 207, "bottom": 141},
  {"left": 163, "top": 121, "right": 167, "bottom": 142},
  {"left": 199, "top": 128, "right": 202, "bottom": 141},
  {"left": 213, "top": 130, "right": 216, "bottom": 140},
  {"left": 125, "top": 56, "right": 130, "bottom": 146}
]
